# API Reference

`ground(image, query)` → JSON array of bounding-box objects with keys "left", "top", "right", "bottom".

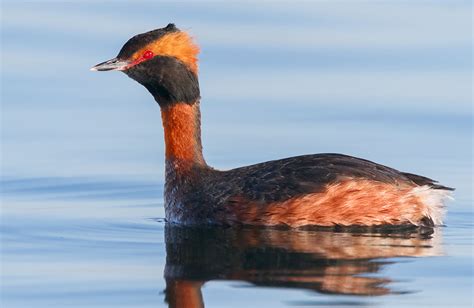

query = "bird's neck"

[
  {"left": 161, "top": 102, "right": 206, "bottom": 172},
  {"left": 165, "top": 280, "right": 204, "bottom": 308}
]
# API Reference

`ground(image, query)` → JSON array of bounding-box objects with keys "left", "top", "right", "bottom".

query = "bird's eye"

[{"left": 143, "top": 50, "right": 154, "bottom": 59}]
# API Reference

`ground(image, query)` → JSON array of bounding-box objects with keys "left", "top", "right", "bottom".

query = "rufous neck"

[
  {"left": 160, "top": 102, "right": 206, "bottom": 169},
  {"left": 166, "top": 280, "right": 204, "bottom": 308}
]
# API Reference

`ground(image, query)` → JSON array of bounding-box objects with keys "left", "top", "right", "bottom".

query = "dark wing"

[
  {"left": 212, "top": 153, "right": 453, "bottom": 204},
  {"left": 400, "top": 172, "right": 453, "bottom": 191}
]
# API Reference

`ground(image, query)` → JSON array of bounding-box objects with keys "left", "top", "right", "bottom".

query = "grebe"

[{"left": 91, "top": 24, "right": 453, "bottom": 228}]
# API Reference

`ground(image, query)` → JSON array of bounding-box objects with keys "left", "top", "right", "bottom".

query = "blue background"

[{"left": 1, "top": 1, "right": 472, "bottom": 307}]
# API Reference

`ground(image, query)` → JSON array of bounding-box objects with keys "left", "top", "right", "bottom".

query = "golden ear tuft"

[{"left": 132, "top": 31, "right": 200, "bottom": 73}]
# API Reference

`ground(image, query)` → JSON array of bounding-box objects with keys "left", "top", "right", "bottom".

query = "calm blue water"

[{"left": 1, "top": 1, "right": 472, "bottom": 307}]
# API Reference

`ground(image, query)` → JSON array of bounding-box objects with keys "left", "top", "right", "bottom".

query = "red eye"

[{"left": 143, "top": 50, "right": 154, "bottom": 59}]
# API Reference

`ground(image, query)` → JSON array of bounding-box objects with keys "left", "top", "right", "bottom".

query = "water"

[{"left": 1, "top": 1, "right": 472, "bottom": 307}]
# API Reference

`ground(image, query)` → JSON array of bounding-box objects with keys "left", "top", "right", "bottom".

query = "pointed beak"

[{"left": 90, "top": 57, "right": 130, "bottom": 71}]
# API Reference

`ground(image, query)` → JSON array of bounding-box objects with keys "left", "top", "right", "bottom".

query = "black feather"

[
  {"left": 203, "top": 153, "right": 453, "bottom": 204},
  {"left": 117, "top": 25, "right": 179, "bottom": 60},
  {"left": 125, "top": 56, "right": 200, "bottom": 106}
]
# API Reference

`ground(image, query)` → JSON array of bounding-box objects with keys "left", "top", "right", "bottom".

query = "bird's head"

[{"left": 91, "top": 24, "right": 200, "bottom": 107}]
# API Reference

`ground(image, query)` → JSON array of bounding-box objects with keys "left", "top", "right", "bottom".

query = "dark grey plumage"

[
  {"left": 204, "top": 153, "right": 453, "bottom": 204},
  {"left": 163, "top": 153, "right": 452, "bottom": 224}
]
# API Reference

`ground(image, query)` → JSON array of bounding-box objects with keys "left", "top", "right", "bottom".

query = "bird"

[{"left": 91, "top": 23, "right": 453, "bottom": 229}]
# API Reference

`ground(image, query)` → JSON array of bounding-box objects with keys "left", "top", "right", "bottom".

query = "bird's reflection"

[{"left": 164, "top": 225, "right": 442, "bottom": 307}]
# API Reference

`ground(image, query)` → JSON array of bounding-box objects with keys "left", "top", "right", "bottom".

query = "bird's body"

[
  {"left": 92, "top": 24, "right": 452, "bottom": 228},
  {"left": 165, "top": 153, "right": 450, "bottom": 228}
]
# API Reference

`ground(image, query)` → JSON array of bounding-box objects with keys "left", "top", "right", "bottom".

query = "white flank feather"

[{"left": 409, "top": 185, "right": 453, "bottom": 226}]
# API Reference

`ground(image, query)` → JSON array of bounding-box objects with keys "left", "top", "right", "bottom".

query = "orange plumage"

[
  {"left": 132, "top": 32, "right": 199, "bottom": 74},
  {"left": 225, "top": 180, "right": 428, "bottom": 227}
]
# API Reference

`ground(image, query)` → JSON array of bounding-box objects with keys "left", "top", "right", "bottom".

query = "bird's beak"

[{"left": 90, "top": 57, "right": 130, "bottom": 71}]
